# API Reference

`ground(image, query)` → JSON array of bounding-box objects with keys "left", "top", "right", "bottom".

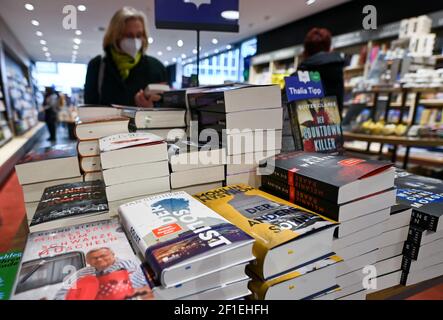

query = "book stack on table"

[
  {"left": 187, "top": 84, "right": 283, "bottom": 187},
  {"left": 259, "top": 152, "right": 397, "bottom": 300}
]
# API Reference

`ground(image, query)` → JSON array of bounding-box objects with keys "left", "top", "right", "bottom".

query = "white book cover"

[
  {"left": 99, "top": 132, "right": 164, "bottom": 153},
  {"left": 118, "top": 191, "right": 255, "bottom": 287}
]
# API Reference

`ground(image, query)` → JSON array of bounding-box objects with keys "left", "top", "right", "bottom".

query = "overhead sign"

[
  {"left": 284, "top": 71, "right": 325, "bottom": 103},
  {"left": 155, "top": 0, "right": 239, "bottom": 32}
]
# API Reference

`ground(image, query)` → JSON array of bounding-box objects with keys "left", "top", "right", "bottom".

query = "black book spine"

[
  {"left": 188, "top": 92, "right": 226, "bottom": 112},
  {"left": 410, "top": 209, "right": 438, "bottom": 232},
  {"left": 268, "top": 167, "right": 340, "bottom": 203},
  {"left": 402, "top": 241, "right": 419, "bottom": 260},
  {"left": 162, "top": 91, "right": 187, "bottom": 109},
  {"left": 261, "top": 175, "right": 339, "bottom": 220},
  {"left": 286, "top": 102, "right": 304, "bottom": 151},
  {"left": 400, "top": 269, "right": 408, "bottom": 286},
  {"left": 406, "top": 225, "right": 424, "bottom": 246},
  {"left": 401, "top": 255, "right": 412, "bottom": 273}
]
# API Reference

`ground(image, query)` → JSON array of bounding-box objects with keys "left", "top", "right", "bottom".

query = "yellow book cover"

[
  {"left": 248, "top": 254, "right": 342, "bottom": 300},
  {"left": 194, "top": 184, "right": 338, "bottom": 280}
]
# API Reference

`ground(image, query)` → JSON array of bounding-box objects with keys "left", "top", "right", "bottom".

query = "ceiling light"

[
  {"left": 166, "top": 46, "right": 172, "bottom": 51},
  {"left": 212, "top": 38, "right": 218, "bottom": 45},
  {"left": 40, "top": 40, "right": 47, "bottom": 45},
  {"left": 181, "top": 54, "right": 187, "bottom": 59},
  {"left": 75, "top": 30, "right": 82, "bottom": 36},
  {"left": 73, "top": 45, "right": 79, "bottom": 50},
  {"left": 25, "top": 4, "right": 34, "bottom": 11},
  {"left": 214, "top": 49, "right": 219, "bottom": 54},
  {"left": 31, "top": 20, "right": 39, "bottom": 26},
  {"left": 148, "top": 37, "right": 154, "bottom": 44},
  {"left": 164, "top": 61, "right": 169, "bottom": 66},
  {"left": 36, "top": 31, "right": 43, "bottom": 37},
  {"left": 73, "top": 38, "right": 81, "bottom": 44},
  {"left": 73, "top": 51, "right": 78, "bottom": 55},
  {"left": 45, "top": 52, "right": 51, "bottom": 57},
  {"left": 157, "top": 51, "right": 163, "bottom": 56},
  {"left": 172, "top": 58, "right": 177, "bottom": 63},
  {"left": 177, "top": 40, "right": 184, "bottom": 47},
  {"left": 77, "top": 5, "right": 87, "bottom": 12},
  {"left": 204, "top": 53, "right": 209, "bottom": 57},
  {"left": 306, "top": 0, "right": 316, "bottom": 5},
  {"left": 226, "top": 45, "right": 232, "bottom": 50},
  {"left": 181, "top": 61, "right": 186, "bottom": 65},
  {"left": 221, "top": 10, "right": 239, "bottom": 20},
  {"left": 42, "top": 47, "right": 48, "bottom": 51},
  {"left": 192, "top": 48, "right": 198, "bottom": 54}
]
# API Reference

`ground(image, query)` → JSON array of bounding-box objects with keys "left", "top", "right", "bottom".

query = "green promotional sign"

[{"left": 0, "top": 251, "right": 22, "bottom": 300}]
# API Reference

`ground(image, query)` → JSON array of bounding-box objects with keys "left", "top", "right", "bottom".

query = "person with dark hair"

[
  {"left": 43, "top": 86, "right": 60, "bottom": 142},
  {"left": 298, "top": 27, "right": 345, "bottom": 112}
]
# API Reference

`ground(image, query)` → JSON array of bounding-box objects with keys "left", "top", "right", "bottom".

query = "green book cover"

[{"left": 0, "top": 251, "right": 22, "bottom": 300}]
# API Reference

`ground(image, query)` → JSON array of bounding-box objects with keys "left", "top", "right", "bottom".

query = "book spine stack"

[
  {"left": 100, "top": 143, "right": 171, "bottom": 215},
  {"left": 77, "top": 139, "right": 102, "bottom": 180},
  {"left": 400, "top": 211, "right": 443, "bottom": 286},
  {"left": 261, "top": 168, "right": 396, "bottom": 300}
]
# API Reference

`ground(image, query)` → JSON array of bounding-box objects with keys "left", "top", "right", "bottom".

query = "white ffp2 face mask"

[{"left": 119, "top": 38, "right": 143, "bottom": 58}]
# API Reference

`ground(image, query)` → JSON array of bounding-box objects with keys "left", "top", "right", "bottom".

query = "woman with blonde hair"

[{"left": 84, "top": 7, "right": 167, "bottom": 107}]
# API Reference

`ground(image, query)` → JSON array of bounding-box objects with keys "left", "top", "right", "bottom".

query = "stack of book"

[
  {"left": 99, "top": 132, "right": 170, "bottom": 211},
  {"left": 114, "top": 105, "right": 187, "bottom": 142},
  {"left": 27, "top": 180, "right": 111, "bottom": 233},
  {"left": 259, "top": 152, "right": 396, "bottom": 300},
  {"left": 119, "top": 191, "right": 256, "bottom": 300},
  {"left": 75, "top": 106, "right": 130, "bottom": 181},
  {"left": 187, "top": 84, "right": 283, "bottom": 187},
  {"left": 11, "top": 219, "right": 156, "bottom": 300},
  {"left": 194, "top": 184, "right": 341, "bottom": 300},
  {"left": 14, "top": 143, "right": 82, "bottom": 223},
  {"left": 168, "top": 139, "right": 225, "bottom": 194},
  {"left": 394, "top": 170, "right": 443, "bottom": 287}
]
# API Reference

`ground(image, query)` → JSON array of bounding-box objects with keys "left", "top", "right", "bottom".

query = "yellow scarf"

[{"left": 110, "top": 47, "right": 142, "bottom": 80}]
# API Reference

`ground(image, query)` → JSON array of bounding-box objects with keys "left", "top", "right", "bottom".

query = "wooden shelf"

[
  {"left": 344, "top": 66, "right": 365, "bottom": 73},
  {"left": 344, "top": 132, "right": 443, "bottom": 147},
  {"left": 419, "top": 99, "right": 443, "bottom": 108}
]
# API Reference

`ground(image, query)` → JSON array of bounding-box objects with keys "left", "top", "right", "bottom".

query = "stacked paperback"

[
  {"left": 194, "top": 184, "right": 341, "bottom": 300},
  {"left": 119, "top": 191, "right": 255, "bottom": 300},
  {"left": 259, "top": 152, "right": 396, "bottom": 300},
  {"left": 99, "top": 132, "right": 170, "bottom": 212},
  {"left": 75, "top": 106, "right": 129, "bottom": 181},
  {"left": 14, "top": 143, "right": 82, "bottom": 223},
  {"left": 168, "top": 139, "right": 225, "bottom": 194},
  {"left": 395, "top": 170, "right": 443, "bottom": 286},
  {"left": 187, "top": 84, "right": 283, "bottom": 187},
  {"left": 28, "top": 180, "right": 110, "bottom": 232}
]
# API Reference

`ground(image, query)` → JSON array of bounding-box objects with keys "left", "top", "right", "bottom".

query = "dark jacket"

[
  {"left": 84, "top": 48, "right": 167, "bottom": 106},
  {"left": 297, "top": 51, "right": 345, "bottom": 112}
]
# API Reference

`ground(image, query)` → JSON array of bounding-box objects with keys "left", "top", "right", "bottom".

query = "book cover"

[
  {"left": 11, "top": 219, "right": 153, "bottom": 300},
  {"left": 119, "top": 192, "right": 254, "bottom": 285},
  {"left": 261, "top": 152, "right": 392, "bottom": 203},
  {"left": 30, "top": 181, "right": 108, "bottom": 228},
  {"left": 99, "top": 132, "right": 164, "bottom": 153},
  {"left": 0, "top": 251, "right": 22, "bottom": 300},
  {"left": 287, "top": 97, "right": 343, "bottom": 154},
  {"left": 193, "top": 184, "right": 337, "bottom": 278},
  {"left": 17, "top": 143, "right": 77, "bottom": 165},
  {"left": 248, "top": 254, "right": 342, "bottom": 300},
  {"left": 162, "top": 90, "right": 187, "bottom": 109},
  {"left": 395, "top": 170, "right": 443, "bottom": 231}
]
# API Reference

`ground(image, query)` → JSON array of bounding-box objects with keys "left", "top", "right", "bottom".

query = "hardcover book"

[
  {"left": 11, "top": 219, "right": 153, "bottom": 300},
  {"left": 395, "top": 170, "right": 443, "bottom": 232},
  {"left": 260, "top": 152, "right": 394, "bottom": 204},
  {"left": 0, "top": 251, "right": 22, "bottom": 300},
  {"left": 287, "top": 97, "right": 344, "bottom": 154},
  {"left": 193, "top": 185, "right": 338, "bottom": 280},
  {"left": 118, "top": 191, "right": 255, "bottom": 287},
  {"left": 248, "top": 254, "right": 342, "bottom": 300},
  {"left": 30, "top": 180, "right": 110, "bottom": 233},
  {"left": 15, "top": 143, "right": 81, "bottom": 185}
]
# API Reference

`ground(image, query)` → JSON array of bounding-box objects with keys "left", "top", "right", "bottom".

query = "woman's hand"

[{"left": 134, "top": 89, "right": 161, "bottom": 108}]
